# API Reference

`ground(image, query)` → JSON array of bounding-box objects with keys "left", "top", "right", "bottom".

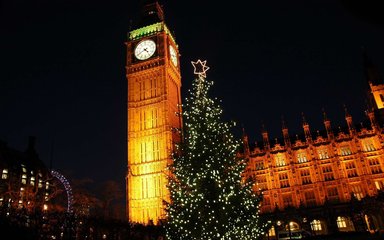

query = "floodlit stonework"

[{"left": 126, "top": 1, "right": 182, "bottom": 224}]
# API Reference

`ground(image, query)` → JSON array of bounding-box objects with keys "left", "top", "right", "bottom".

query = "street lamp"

[{"left": 288, "top": 221, "right": 293, "bottom": 240}]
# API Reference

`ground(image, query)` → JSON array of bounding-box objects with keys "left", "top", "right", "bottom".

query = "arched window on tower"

[
  {"left": 297, "top": 151, "right": 307, "bottom": 163},
  {"left": 340, "top": 146, "right": 352, "bottom": 156},
  {"left": 275, "top": 154, "right": 286, "bottom": 167},
  {"left": 363, "top": 139, "right": 376, "bottom": 152},
  {"left": 318, "top": 149, "right": 329, "bottom": 159}
]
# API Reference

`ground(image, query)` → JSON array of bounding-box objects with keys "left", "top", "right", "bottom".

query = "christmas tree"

[{"left": 165, "top": 60, "right": 269, "bottom": 240}]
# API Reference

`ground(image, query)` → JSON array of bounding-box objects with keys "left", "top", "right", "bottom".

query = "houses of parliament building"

[
  {"left": 126, "top": 0, "right": 384, "bottom": 236},
  {"left": 242, "top": 95, "right": 384, "bottom": 236},
  {"left": 240, "top": 48, "right": 384, "bottom": 236}
]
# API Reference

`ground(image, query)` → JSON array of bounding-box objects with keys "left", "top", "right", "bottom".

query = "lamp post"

[
  {"left": 276, "top": 220, "right": 282, "bottom": 240},
  {"left": 288, "top": 221, "right": 292, "bottom": 240}
]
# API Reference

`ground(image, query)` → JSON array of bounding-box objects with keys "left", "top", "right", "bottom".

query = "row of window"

[
  {"left": 138, "top": 77, "right": 160, "bottom": 101},
  {"left": 130, "top": 175, "right": 163, "bottom": 199},
  {"left": 1, "top": 167, "right": 49, "bottom": 189},
  {"left": 263, "top": 185, "right": 366, "bottom": 208},
  {"left": 254, "top": 139, "right": 379, "bottom": 168},
  {"left": 255, "top": 150, "right": 382, "bottom": 169},
  {"left": 139, "top": 108, "right": 160, "bottom": 130},
  {"left": 256, "top": 163, "right": 382, "bottom": 188},
  {"left": 267, "top": 216, "right": 354, "bottom": 237},
  {"left": 256, "top": 165, "right": 383, "bottom": 190}
]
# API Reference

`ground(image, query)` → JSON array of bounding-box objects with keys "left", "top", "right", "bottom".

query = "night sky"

[{"left": 1, "top": 0, "right": 384, "bottom": 188}]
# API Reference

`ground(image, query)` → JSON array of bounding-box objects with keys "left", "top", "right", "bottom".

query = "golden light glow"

[
  {"left": 244, "top": 129, "right": 384, "bottom": 213},
  {"left": 127, "top": 31, "right": 181, "bottom": 224},
  {"left": 370, "top": 83, "right": 384, "bottom": 109}
]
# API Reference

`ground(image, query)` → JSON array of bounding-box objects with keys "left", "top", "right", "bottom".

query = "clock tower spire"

[
  {"left": 137, "top": 0, "right": 164, "bottom": 28},
  {"left": 126, "top": 0, "right": 182, "bottom": 225}
]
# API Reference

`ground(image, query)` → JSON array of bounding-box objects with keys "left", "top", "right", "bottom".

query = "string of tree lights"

[{"left": 165, "top": 60, "right": 270, "bottom": 240}]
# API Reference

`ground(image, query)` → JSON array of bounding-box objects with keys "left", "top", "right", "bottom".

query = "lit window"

[
  {"left": 38, "top": 179, "right": 43, "bottom": 188},
  {"left": 318, "top": 149, "right": 329, "bottom": 159},
  {"left": 375, "top": 180, "right": 384, "bottom": 190},
  {"left": 150, "top": 78, "right": 158, "bottom": 98},
  {"left": 337, "top": 216, "right": 347, "bottom": 228},
  {"left": 21, "top": 174, "right": 27, "bottom": 184},
  {"left": 340, "top": 146, "right": 352, "bottom": 156},
  {"left": 275, "top": 154, "right": 286, "bottom": 167},
  {"left": 151, "top": 108, "right": 158, "bottom": 128},
  {"left": 141, "top": 142, "right": 147, "bottom": 162},
  {"left": 45, "top": 182, "right": 49, "bottom": 190},
  {"left": 268, "top": 226, "right": 276, "bottom": 237},
  {"left": 311, "top": 220, "right": 322, "bottom": 231},
  {"left": 363, "top": 140, "right": 376, "bottom": 152},
  {"left": 297, "top": 152, "right": 307, "bottom": 163},
  {"left": 1, "top": 169, "right": 8, "bottom": 179},
  {"left": 21, "top": 165, "right": 27, "bottom": 173},
  {"left": 30, "top": 176, "right": 35, "bottom": 186},
  {"left": 153, "top": 139, "right": 160, "bottom": 161},
  {"left": 351, "top": 185, "right": 364, "bottom": 200}
]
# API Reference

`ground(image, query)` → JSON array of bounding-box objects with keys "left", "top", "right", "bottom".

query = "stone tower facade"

[{"left": 126, "top": 1, "right": 182, "bottom": 224}]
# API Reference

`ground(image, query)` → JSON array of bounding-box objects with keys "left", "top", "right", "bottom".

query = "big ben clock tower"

[{"left": 126, "top": 1, "right": 182, "bottom": 224}]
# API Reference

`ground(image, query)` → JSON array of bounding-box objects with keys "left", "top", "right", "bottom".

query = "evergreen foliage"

[{"left": 165, "top": 67, "right": 269, "bottom": 240}]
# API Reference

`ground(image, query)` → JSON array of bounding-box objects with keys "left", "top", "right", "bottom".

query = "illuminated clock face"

[
  {"left": 169, "top": 45, "right": 178, "bottom": 66},
  {"left": 134, "top": 39, "right": 156, "bottom": 60}
]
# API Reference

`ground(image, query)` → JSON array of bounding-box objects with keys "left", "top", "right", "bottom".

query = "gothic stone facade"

[{"left": 243, "top": 110, "right": 384, "bottom": 236}]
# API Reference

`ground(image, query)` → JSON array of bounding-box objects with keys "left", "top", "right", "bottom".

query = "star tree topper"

[{"left": 191, "top": 59, "right": 209, "bottom": 78}]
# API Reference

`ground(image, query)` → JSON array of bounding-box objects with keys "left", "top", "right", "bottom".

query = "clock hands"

[
  {"left": 138, "top": 48, "right": 149, "bottom": 56},
  {"left": 135, "top": 40, "right": 156, "bottom": 60}
]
